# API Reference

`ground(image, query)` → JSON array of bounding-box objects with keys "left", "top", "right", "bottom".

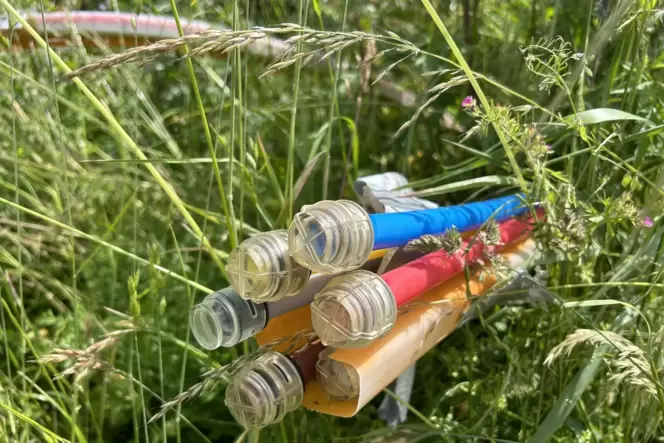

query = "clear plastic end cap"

[
  {"left": 227, "top": 230, "right": 311, "bottom": 302},
  {"left": 316, "top": 349, "right": 360, "bottom": 401},
  {"left": 288, "top": 200, "right": 374, "bottom": 274},
  {"left": 310, "top": 270, "right": 396, "bottom": 348},
  {"left": 225, "top": 351, "right": 303, "bottom": 428},
  {"left": 190, "top": 288, "right": 267, "bottom": 350}
]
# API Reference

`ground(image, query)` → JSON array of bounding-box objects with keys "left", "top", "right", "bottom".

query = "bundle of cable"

[
  {"left": 192, "top": 195, "right": 532, "bottom": 351},
  {"left": 188, "top": 250, "right": 387, "bottom": 350},
  {"left": 226, "top": 193, "right": 528, "bottom": 305},
  {"left": 188, "top": 171, "right": 432, "bottom": 350},
  {"left": 219, "top": 192, "right": 537, "bottom": 428},
  {"left": 287, "top": 193, "right": 527, "bottom": 274},
  {"left": 309, "top": 211, "right": 543, "bottom": 348},
  {"left": 182, "top": 166, "right": 536, "bottom": 429},
  {"left": 225, "top": 238, "right": 539, "bottom": 428}
]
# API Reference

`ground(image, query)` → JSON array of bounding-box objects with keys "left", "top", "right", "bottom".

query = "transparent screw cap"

[
  {"left": 227, "top": 230, "right": 311, "bottom": 302},
  {"left": 225, "top": 351, "right": 303, "bottom": 429},
  {"left": 310, "top": 270, "right": 396, "bottom": 348},
  {"left": 288, "top": 200, "right": 374, "bottom": 274},
  {"left": 189, "top": 288, "right": 267, "bottom": 350},
  {"left": 316, "top": 348, "right": 360, "bottom": 401}
]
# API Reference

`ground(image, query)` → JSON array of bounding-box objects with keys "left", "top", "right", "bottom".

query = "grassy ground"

[{"left": 1, "top": 0, "right": 664, "bottom": 441}]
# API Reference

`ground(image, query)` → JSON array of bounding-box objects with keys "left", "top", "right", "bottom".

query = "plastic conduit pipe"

[
  {"left": 190, "top": 253, "right": 385, "bottom": 349},
  {"left": 288, "top": 193, "right": 528, "bottom": 274},
  {"left": 309, "top": 213, "right": 540, "bottom": 348}
]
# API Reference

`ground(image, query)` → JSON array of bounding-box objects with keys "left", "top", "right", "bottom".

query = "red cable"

[{"left": 382, "top": 213, "right": 542, "bottom": 307}]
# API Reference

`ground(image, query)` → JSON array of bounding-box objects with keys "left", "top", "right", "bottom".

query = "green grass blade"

[
  {"left": 0, "top": 196, "right": 212, "bottom": 293},
  {"left": 568, "top": 108, "right": 651, "bottom": 125},
  {"left": 420, "top": 0, "right": 527, "bottom": 193},
  {"left": 0, "top": 0, "right": 227, "bottom": 276},
  {"left": 0, "top": 400, "right": 71, "bottom": 443}
]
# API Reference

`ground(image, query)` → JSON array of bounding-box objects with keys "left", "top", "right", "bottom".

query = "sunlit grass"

[{"left": 0, "top": 0, "right": 663, "bottom": 441}]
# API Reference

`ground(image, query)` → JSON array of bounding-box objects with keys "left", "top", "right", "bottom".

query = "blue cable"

[{"left": 370, "top": 193, "right": 527, "bottom": 250}]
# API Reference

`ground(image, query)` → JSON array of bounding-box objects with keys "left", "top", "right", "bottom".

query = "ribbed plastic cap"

[
  {"left": 225, "top": 351, "right": 303, "bottom": 428},
  {"left": 310, "top": 270, "right": 396, "bottom": 348},
  {"left": 190, "top": 288, "right": 267, "bottom": 349},
  {"left": 227, "top": 230, "right": 311, "bottom": 302},
  {"left": 288, "top": 200, "right": 374, "bottom": 274}
]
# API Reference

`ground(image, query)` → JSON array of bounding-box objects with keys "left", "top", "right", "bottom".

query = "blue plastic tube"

[{"left": 370, "top": 194, "right": 527, "bottom": 250}]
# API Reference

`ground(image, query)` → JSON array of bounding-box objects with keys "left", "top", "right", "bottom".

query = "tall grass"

[{"left": 1, "top": 0, "right": 663, "bottom": 441}]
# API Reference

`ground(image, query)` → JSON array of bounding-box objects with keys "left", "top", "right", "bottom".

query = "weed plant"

[{"left": 0, "top": 0, "right": 663, "bottom": 441}]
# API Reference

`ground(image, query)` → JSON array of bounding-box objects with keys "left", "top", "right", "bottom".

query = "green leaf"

[
  {"left": 402, "top": 160, "right": 491, "bottom": 191},
  {"left": 293, "top": 151, "right": 325, "bottom": 201},
  {"left": 0, "top": 400, "right": 71, "bottom": 442},
  {"left": 531, "top": 296, "right": 645, "bottom": 441},
  {"left": 312, "top": 0, "right": 321, "bottom": 18},
  {"left": 307, "top": 121, "right": 331, "bottom": 162},
  {"left": 128, "top": 271, "right": 141, "bottom": 319},
  {"left": 308, "top": 118, "right": 358, "bottom": 179},
  {"left": 339, "top": 117, "right": 360, "bottom": 180},
  {"left": 562, "top": 299, "right": 636, "bottom": 309},
  {"left": 624, "top": 123, "right": 664, "bottom": 142},
  {"left": 568, "top": 108, "right": 651, "bottom": 125},
  {"left": 529, "top": 351, "right": 604, "bottom": 442},
  {"left": 406, "top": 176, "right": 523, "bottom": 198},
  {"left": 544, "top": 168, "right": 570, "bottom": 183}
]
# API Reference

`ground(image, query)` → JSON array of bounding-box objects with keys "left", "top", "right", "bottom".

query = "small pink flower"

[
  {"left": 644, "top": 216, "right": 654, "bottom": 228},
  {"left": 545, "top": 144, "right": 553, "bottom": 153},
  {"left": 461, "top": 96, "right": 476, "bottom": 110}
]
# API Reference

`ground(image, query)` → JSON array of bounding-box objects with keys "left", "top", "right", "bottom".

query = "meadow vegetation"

[{"left": 0, "top": 0, "right": 663, "bottom": 441}]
